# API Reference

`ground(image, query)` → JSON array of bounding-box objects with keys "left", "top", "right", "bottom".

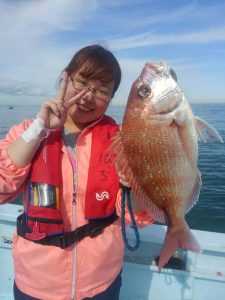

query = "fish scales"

[{"left": 122, "top": 112, "right": 198, "bottom": 217}]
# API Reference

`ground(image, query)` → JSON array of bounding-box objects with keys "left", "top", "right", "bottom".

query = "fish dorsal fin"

[
  {"left": 195, "top": 116, "right": 223, "bottom": 143},
  {"left": 111, "top": 131, "right": 167, "bottom": 224}
]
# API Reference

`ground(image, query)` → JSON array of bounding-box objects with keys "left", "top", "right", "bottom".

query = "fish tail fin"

[{"left": 158, "top": 223, "right": 202, "bottom": 272}]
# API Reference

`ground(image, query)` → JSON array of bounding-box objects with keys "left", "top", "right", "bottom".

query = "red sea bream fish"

[{"left": 113, "top": 61, "right": 223, "bottom": 271}]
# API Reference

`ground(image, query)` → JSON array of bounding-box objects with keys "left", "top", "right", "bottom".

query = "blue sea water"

[{"left": 0, "top": 103, "right": 225, "bottom": 233}]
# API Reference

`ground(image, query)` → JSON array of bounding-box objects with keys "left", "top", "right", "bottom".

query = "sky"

[{"left": 0, "top": 0, "right": 225, "bottom": 106}]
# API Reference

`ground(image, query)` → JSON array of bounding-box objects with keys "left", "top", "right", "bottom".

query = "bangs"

[{"left": 78, "top": 59, "right": 116, "bottom": 85}]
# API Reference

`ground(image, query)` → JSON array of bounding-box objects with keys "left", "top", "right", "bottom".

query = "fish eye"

[
  {"left": 138, "top": 84, "right": 151, "bottom": 98},
  {"left": 170, "top": 68, "right": 178, "bottom": 82}
]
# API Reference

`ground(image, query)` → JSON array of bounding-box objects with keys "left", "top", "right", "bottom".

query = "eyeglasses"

[{"left": 70, "top": 76, "right": 112, "bottom": 103}]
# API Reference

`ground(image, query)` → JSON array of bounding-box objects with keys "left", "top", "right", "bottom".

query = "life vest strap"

[{"left": 17, "top": 212, "right": 118, "bottom": 249}]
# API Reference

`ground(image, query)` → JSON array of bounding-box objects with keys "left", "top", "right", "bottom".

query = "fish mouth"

[{"left": 145, "top": 62, "right": 164, "bottom": 73}]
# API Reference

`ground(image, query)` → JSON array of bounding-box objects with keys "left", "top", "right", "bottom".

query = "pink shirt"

[{"left": 0, "top": 117, "right": 153, "bottom": 300}]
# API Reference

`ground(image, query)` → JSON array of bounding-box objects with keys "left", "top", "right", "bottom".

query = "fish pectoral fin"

[
  {"left": 195, "top": 116, "right": 224, "bottom": 143},
  {"left": 173, "top": 109, "right": 187, "bottom": 126}
]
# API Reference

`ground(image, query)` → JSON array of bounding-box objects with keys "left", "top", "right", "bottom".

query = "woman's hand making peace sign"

[{"left": 38, "top": 71, "right": 87, "bottom": 129}]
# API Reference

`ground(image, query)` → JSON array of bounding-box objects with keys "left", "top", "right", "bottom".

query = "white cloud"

[
  {"left": 109, "top": 26, "right": 225, "bottom": 50},
  {"left": 134, "top": 3, "right": 197, "bottom": 26},
  {"left": 0, "top": 0, "right": 98, "bottom": 66},
  {"left": 0, "top": 0, "right": 98, "bottom": 39},
  {"left": 0, "top": 0, "right": 99, "bottom": 103},
  {"left": 0, "top": 77, "right": 52, "bottom": 96},
  {"left": 132, "top": 2, "right": 225, "bottom": 28},
  {"left": 0, "top": 0, "right": 225, "bottom": 105}
]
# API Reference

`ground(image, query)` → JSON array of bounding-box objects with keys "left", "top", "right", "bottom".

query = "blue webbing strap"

[{"left": 120, "top": 183, "right": 140, "bottom": 251}]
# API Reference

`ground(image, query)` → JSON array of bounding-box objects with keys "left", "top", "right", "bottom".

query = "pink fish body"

[{"left": 114, "top": 61, "right": 223, "bottom": 270}]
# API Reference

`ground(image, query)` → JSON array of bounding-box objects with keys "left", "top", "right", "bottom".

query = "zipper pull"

[{"left": 73, "top": 192, "right": 76, "bottom": 205}]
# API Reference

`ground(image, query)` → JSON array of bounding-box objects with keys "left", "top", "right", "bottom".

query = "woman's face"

[{"left": 64, "top": 71, "right": 115, "bottom": 129}]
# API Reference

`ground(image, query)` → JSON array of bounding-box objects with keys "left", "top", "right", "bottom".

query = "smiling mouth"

[{"left": 76, "top": 102, "right": 94, "bottom": 112}]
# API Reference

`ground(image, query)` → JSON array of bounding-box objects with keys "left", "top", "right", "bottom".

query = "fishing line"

[{"left": 120, "top": 183, "right": 140, "bottom": 251}]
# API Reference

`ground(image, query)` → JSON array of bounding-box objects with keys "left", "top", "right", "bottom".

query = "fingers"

[
  {"left": 63, "top": 89, "right": 88, "bottom": 110},
  {"left": 57, "top": 72, "right": 90, "bottom": 110},
  {"left": 41, "top": 101, "right": 62, "bottom": 118},
  {"left": 38, "top": 99, "right": 67, "bottom": 129},
  {"left": 57, "top": 71, "right": 68, "bottom": 101},
  {"left": 38, "top": 73, "right": 89, "bottom": 128},
  {"left": 58, "top": 102, "right": 67, "bottom": 124},
  {"left": 54, "top": 101, "right": 67, "bottom": 122}
]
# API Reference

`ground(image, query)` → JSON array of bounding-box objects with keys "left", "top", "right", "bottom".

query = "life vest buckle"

[
  {"left": 25, "top": 222, "right": 47, "bottom": 241},
  {"left": 58, "top": 233, "right": 70, "bottom": 249}
]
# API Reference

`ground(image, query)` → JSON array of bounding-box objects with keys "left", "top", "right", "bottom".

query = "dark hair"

[{"left": 64, "top": 44, "right": 121, "bottom": 98}]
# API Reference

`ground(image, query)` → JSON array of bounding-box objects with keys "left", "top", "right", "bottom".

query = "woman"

[{"left": 0, "top": 44, "right": 153, "bottom": 300}]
